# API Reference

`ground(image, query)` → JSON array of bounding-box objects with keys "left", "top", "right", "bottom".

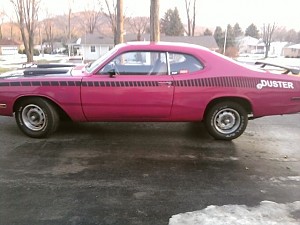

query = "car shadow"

[{"left": 57, "top": 121, "right": 211, "bottom": 138}]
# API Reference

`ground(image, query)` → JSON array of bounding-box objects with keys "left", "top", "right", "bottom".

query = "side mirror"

[{"left": 108, "top": 69, "right": 117, "bottom": 78}]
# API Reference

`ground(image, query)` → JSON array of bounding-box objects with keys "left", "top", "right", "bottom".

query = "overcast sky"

[
  {"left": 125, "top": 0, "right": 300, "bottom": 30},
  {"left": 3, "top": 0, "right": 300, "bottom": 30}
]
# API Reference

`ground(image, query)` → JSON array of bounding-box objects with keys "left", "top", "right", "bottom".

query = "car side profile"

[{"left": 0, "top": 41, "right": 300, "bottom": 140}]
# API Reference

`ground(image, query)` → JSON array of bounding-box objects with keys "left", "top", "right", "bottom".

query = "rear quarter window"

[{"left": 169, "top": 53, "right": 203, "bottom": 75}]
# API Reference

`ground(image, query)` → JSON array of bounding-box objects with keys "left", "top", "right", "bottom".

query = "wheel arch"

[
  {"left": 204, "top": 96, "right": 253, "bottom": 118},
  {"left": 13, "top": 95, "right": 71, "bottom": 121}
]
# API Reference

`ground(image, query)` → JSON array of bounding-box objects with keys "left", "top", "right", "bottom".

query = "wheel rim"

[
  {"left": 213, "top": 108, "right": 241, "bottom": 134},
  {"left": 21, "top": 104, "right": 46, "bottom": 131}
]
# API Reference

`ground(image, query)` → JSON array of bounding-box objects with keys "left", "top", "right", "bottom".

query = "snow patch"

[
  {"left": 169, "top": 201, "right": 300, "bottom": 225},
  {"left": 265, "top": 157, "right": 299, "bottom": 162},
  {"left": 270, "top": 176, "right": 300, "bottom": 183},
  {"left": 0, "top": 54, "right": 68, "bottom": 69}
]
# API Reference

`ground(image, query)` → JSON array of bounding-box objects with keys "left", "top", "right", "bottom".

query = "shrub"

[
  {"left": 18, "top": 49, "right": 25, "bottom": 54},
  {"left": 17, "top": 49, "right": 39, "bottom": 56},
  {"left": 33, "top": 49, "right": 40, "bottom": 56},
  {"left": 225, "top": 47, "right": 239, "bottom": 58}
]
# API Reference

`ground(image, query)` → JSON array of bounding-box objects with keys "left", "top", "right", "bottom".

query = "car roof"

[{"left": 117, "top": 41, "right": 210, "bottom": 53}]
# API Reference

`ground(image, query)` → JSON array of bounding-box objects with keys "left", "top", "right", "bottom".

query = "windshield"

[{"left": 85, "top": 46, "right": 119, "bottom": 73}]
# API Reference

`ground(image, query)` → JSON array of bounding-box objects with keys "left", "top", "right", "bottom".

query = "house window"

[{"left": 91, "top": 46, "right": 96, "bottom": 53}]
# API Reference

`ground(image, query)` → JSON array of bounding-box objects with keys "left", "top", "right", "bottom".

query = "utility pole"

[
  {"left": 223, "top": 28, "right": 227, "bottom": 55},
  {"left": 68, "top": 7, "right": 72, "bottom": 57},
  {"left": 67, "top": 0, "right": 74, "bottom": 57},
  {"left": 150, "top": 0, "right": 160, "bottom": 42},
  {"left": 116, "top": 0, "right": 124, "bottom": 44}
]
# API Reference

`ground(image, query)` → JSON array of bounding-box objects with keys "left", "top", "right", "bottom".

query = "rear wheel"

[
  {"left": 205, "top": 101, "right": 248, "bottom": 140},
  {"left": 15, "top": 98, "right": 59, "bottom": 138}
]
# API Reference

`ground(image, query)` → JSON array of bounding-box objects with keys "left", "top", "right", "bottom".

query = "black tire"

[
  {"left": 204, "top": 101, "right": 248, "bottom": 140},
  {"left": 15, "top": 98, "right": 59, "bottom": 138}
]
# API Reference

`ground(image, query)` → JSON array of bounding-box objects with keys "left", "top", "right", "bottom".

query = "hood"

[
  {"left": 0, "top": 64, "right": 86, "bottom": 79},
  {"left": 0, "top": 68, "right": 72, "bottom": 79}
]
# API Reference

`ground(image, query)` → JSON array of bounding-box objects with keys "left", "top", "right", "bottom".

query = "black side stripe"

[
  {"left": 0, "top": 77, "right": 267, "bottom": 88},
  {"left": 11, "top": 82, "right": 21, "bottom": 86}
]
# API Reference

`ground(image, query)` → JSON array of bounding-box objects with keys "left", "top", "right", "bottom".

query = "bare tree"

[
  {"left": 0, "top": 10, "right": 7, "bottom": 39},
  {"left": 273, "top": 27, "right": 299, "bottom": 43},
  {"left": 262, "top": 23, "right": 276, "bottom": 58},
  {"left": 150, "top": 0, "right": 160, "bottom": 42},
  {"left": 184, "top": 0, "right": 197, "bottom": 36},
  {"left": 52, "top": 13, "right": 75, "bottom": 44},
  {"left": 81, "top": 0, "right": 103, "bottom": 34},
  {"left": 8, "top": 20, "right": 19, "bottom": 40},
  {"left": 67, "top": 0, "right": 76, "bottom": 43},
  {"left": 44, "top": 18, "right": 54, "bottom": 53},
  {"left": 10, "top": 0, "right": 41, "bottom": 62},
  {"left": 104, "top": 0, "right": 117, "bottom": 44},
  {"left": 129, "top": 17, "right": 149, "bottom": 41},
  {"left": 84, "top": 11, "right": 102, "bottom": 34}
]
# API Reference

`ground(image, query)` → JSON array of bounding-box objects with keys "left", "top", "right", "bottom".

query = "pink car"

[{"left": 0, "top": 42, "right": 300, "bottom": 140}]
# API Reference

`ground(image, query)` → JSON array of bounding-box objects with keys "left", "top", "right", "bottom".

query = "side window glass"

[
  {"left": 148, "top": 52, "right": 167, "bottom": 75},
  {"left": 169, "top": 53, "right": 203, "bottom": 75},
  {"left": 98, "top": 51, "right": 167, "bottom": 75}
]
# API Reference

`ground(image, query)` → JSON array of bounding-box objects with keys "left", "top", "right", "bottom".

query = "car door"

[
  {"left": 169, "top": 52, "right": 206, "bottom": 120},
  {"left": 81, "top": 51, "right": 174, "bottom": 121}
]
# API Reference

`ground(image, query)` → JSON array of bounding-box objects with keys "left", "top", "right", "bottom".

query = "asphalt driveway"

[{"left": 0, "top": 114, "right": 299, "bottom": 225}]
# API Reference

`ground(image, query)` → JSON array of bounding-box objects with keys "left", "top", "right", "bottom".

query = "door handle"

[{"left": 157, "top": 81, "right": 173, "bottom": 86}]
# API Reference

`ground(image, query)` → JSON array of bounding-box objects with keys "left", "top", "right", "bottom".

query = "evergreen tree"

[
  {"left": 214, "top": 26, "right": 224, "bottom": 49},
  {"left": 203, "top": 28, "right": 212, "bottom": 36},
  {"left": 233, "top": 23, "right": 243, "bottom": 37},
  {"left": 226, "top": 24, "right": 235, "bottom": 47},
  {"left": 161, "top": 7, "right": 184, "bottom": 36},
  {"left": 245, "top": 23, "right": 260, "bottom": 38}
]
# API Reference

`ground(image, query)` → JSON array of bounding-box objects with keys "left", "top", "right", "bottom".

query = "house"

[
  {"left": 72, "top": 33, "right": 219, "bottom": 61},
  {"left": 73, "top": 34, "right": 114, "bottom": 62},
  {"left": 269, "top": 42, "right": 289, "bottom": 56},
  {"left": 282, "top": 44, "right": 300, "bottom": 58},
  {"left": 237, "top": 36, "right": 289, "bottom": 57},
  {"left": 0, "top": 38, "right": 20, "bottom": 55},
  {"left": 237, "top": 36, "right": 265, "bottom": 55}
]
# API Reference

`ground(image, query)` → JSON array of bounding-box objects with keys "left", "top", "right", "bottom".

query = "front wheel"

[
  {"left": 15, "top": 98, "right": 59, "bottom": 138},
  {"left": 205, "top": 101, "right": 248, "bottom": 140}
]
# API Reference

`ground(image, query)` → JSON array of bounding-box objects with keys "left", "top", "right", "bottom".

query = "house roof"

[
  {"left": 76, "top": 33, "right": 219, "bottom": 50},
  {"left": 286, "top": 44, "right": 300, "bottom": 49},
  {"left": 160, "top": 35, "right": 218, "bottom": 50},
  {"left": 77, "top": 34, "right": 114, "bottom": 45},
  {"left": 124, "top": 33, "right": 218, "bottom": 50},
  {"left": 237, "top": 36, "right": 265, "bottom": 46},
  {"left": 0, "top": 38, "right": 20, "bottom": 46}
]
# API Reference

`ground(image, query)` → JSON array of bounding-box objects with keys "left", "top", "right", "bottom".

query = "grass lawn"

[{"left": 0, "top": 68, "right": 12, "bottom": 74}]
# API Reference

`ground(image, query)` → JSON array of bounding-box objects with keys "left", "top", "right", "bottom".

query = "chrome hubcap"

[
  {"left": 214, "top": 108, "right": 241, "bottom": 134},
  {"left": 22, "top": 104, "right": 46, "bottom": 131}
]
